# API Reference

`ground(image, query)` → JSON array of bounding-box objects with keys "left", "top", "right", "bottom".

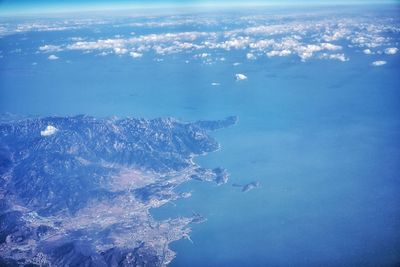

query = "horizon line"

[{"left": 1, "top": 1, "right": 399, "bottom": 17}]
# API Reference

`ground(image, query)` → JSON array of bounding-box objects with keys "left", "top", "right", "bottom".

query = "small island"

[{"left": 232, "top": 181, "right": 261, "bottom": 192}]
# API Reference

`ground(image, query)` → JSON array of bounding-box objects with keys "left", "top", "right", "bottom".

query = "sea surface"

[{"left": 1, "top": 5, "right": 400, "bottom": 266}]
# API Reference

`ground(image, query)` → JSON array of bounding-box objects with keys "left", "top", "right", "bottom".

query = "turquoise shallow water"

[{"left": 1, "top": 6, "right": 400, "bottom": 266}]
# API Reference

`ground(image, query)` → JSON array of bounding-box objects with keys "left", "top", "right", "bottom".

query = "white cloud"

[
  {"left": 320, "top": 43, "right": 342, "bottom": 51},
  {"left": 266, "top": 49, "right": 291, "bottom": 58},
  {"left": 363, "top": 49, "right": 373, "bottom": 55},
  {"left": 246, "top": 53, "right": 256, "bottom": 60},
  {"left": 235, "top": 73, "right": 247, "bottom": 81},
  {"left": 384, "top": 47, "right": 398, "bottom": 55},
  {"left": 320, "top": 53, "right": 349, "bottom": 62},
  {"left": 249, "top": 39, "right": 275, "bottom": 50},
  {"left": 64, "top": 31, "right": 212, "bottom": 57},
  {"left": 18, "top": 12, "right": 398, "bottom": 64},
  {"left": 322, "top": 28, "right": 349, "bottom": 42},
  {"left": 99, "top": 51, "right": 110, "bottom": 56},
  {"left": 39, "top": 44, "right": 62, "bottom": 53},
  {"left": 298, "top": 51, "right": 313, "bottom": 61},
  {"left": 211, "top": 82, "right": 220, "bottom": 86},
  {"left": 129, "top": 51, "right": 143, "bottom": 58},
  {"left": 48, "top": 54, "right": 59, "bottom": 60},
  {"left": 113, "top": 47, "right": 128, "bottom": 55},
  {"left": 350, "top": 33, "right": 387, "bottom": 48},
  {"left": 216, "top": 36, "right": 251, "bottom": 50},
  {"left": 330, "top": 54, "right": 348, "bottom": 62},
  {"left": 372, "top": 60, "right": 387, "bottom": 66},
  {"left": 0, "top": 18, "right": 107, "bottom": 37},
  {"left": 70, "top": 37, "right": 83, "bottom": 41},
  {"left": 41, "top": 125, "right": 58, "bottom": 136}
]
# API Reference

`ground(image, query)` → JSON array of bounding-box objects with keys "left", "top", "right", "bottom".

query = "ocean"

[{"left": 1, "top": 5, "right": 400, "bottom": 266}]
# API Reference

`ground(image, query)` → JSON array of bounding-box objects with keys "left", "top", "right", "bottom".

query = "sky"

[{"left": 0, "top": 0, "right": 398, "bottom": 15}]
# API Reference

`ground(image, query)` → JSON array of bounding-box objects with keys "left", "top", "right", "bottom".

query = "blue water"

[{"left": 1, "top": 6, "right": 400, "bottom": 267}]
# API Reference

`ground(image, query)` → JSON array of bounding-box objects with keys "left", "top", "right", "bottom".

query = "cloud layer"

[{"left": 1, "top": 10, "right": 399, "bottom": 64}]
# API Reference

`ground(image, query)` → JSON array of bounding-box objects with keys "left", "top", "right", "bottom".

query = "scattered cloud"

[
  {"left": 320, "top": 43, "right": 342, "bottom": 51},
  {"left": 235, "top": 73, "right": 247, "bottom": 81},
  {"left": 0, "top": 18, "right": 108, "bottom": 37},
  {"left": 1, "top": 11, "right": 397, "bottom": 64},
  {"left": 266, "top": 49, "right": 291, "bottom": 58},
  {"left": 130, "top": 51, "right": 143, "bottom": 58},
  {"left": 48, "top": 54, "right": 59, "bottom": 60},
  {"left": 384, "top": 47, "right": 398, "bottom": 55},
  {"left": 114, "top": 47, "right": 128, "bottom": 55},
  {"left": 372, "top": 60, "right": 387, "bottom": 66},
  {"left": 39, "top": 45, "right": 62, "bottom": 53},
  {"left": 196, "top": 53, "right": 210, "bottom": 58},
  {"left": 363, "top": 49, "right": 373, "bottom": 55},
  {"left": 246, "top": 53, "right": 256, "bottom": 60},
  {"left": 40, "top": 125, "right": 58, "bottom": 136},
  {"left": 320, "top": 53, "right": 349, "bottom": 62}
]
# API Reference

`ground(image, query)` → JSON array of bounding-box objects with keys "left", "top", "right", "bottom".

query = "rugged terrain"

[{"left": 0, "top": 114, "right": 237, "bottom": 266}]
